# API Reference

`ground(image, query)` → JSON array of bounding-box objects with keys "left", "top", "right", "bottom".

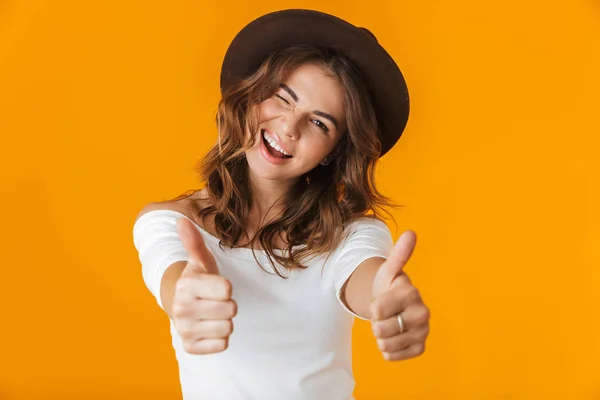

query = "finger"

[
  {"left": 175, "top": 274, "right": 232, "bottom": 301},
  {"left": 194, "top": 299, "right": 238, "bottom": 320},
  {"left": 182, "top": 338, "right": 228, "bottom": 355},
  {"left": 370, "top": 285, "right": 422, "bottom": 321},
  {"left": 371, "top": 303, "right": 430, "bottom": 338},
  {"left": 372, "top": 230, "right": 417, "bottom": 296},
  {"left": 375, "top": 326, "right": 429, "bottom": 354},
  {"left": 382, "top": 343, "right": 426, "bottom": 362},
  {"left": 172, "top": 297, "right": 237, "bottom": 320},
  {"left": 177, "top": 217, "right": 219, "bottom": 275},
  {"left": 178, "top": 319, "right": 234, "bottom": 341},
  {"left": 391, "top": 273, "right": 411, "bottom": 287}
]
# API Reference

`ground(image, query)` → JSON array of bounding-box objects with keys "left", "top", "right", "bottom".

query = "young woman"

[{"left": 133, "top": 9, "right": 430, "bottom": 400}]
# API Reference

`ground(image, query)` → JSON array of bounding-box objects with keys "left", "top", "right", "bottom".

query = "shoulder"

[
  {"left": 335, "top": 215, "right": 393, "bottom": 252},
  {"left": 135, "top": 188, "right": 210, "bottom": 223},
  {"left": 343, "top": 215, "right": 391, "bottom": 235},
  {"left": 135, "top": 201, "right": 191, "bottom": 224}
]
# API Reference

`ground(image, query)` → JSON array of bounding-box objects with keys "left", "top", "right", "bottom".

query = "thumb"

[
  {"left": 372, "top": 230, "right": 417, "bottom": 297},
  {"left": 176, "top": 217, "right": 220, "bottom": 276}
]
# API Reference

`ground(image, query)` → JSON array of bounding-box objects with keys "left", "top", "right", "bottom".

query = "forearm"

[
  {"left": 159, "top": 261, "right": 187, "bottom": 319},
  {"left": 341, "top": 257, "right": 386, "bottom": 320}
]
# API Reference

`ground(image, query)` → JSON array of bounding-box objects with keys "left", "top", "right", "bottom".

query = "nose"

[{"left": 280, "top": 111, "right": 301, "bottom": 140}]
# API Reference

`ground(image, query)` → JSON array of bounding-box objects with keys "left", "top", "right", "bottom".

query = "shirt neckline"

[{"left": 143, "top": 209, "right": 305, "bottom": 260}]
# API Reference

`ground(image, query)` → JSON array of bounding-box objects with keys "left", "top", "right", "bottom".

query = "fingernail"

[
  {"left": 383, "top": 352, "right": 390, "bottom": 361},
  {"left": 372, "top": 325, "right": 380, "bottom": 337}
]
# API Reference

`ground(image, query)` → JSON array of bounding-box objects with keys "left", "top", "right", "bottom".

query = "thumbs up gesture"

[
  {"left": 172, "top": 217, "right": 237, "bottom": 355},
  {"left": 370, "top": 230, "right": 430, "bottom": 361}
]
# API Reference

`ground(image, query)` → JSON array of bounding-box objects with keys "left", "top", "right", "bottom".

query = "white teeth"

[{"left": 262, "top": 131, "right": 292, "bottom": 157}]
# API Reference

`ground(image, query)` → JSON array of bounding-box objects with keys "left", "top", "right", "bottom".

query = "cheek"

[
  {"left": 298, "top": 135, "right": 335, "bottom": 162},
  {"left": 257, "top": 99, "right": 281, "bottom": 121}
]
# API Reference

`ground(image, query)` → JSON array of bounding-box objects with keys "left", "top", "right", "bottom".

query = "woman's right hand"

[{"left": 173, "top": 217, "right": 237, "bottom": 355}]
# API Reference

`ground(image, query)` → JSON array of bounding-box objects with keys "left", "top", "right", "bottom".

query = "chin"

[{"left": 245, "top": 148, "right": 289, "bottom": 180}]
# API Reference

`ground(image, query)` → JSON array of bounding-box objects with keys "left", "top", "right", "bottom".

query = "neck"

[{"left": 247, "top": 172, "right": 297, "bottom": 227}]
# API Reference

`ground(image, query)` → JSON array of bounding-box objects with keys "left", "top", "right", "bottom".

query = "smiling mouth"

[{"left": 261, "top": 129, "right": 293, "bottom": 159}]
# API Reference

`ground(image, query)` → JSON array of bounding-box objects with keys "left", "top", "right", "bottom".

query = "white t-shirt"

[{"left": 133, "top": 209, "right": 393, "bottom": 400}]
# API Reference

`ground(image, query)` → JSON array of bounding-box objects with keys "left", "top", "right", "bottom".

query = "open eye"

[{"left": 311, "top": 119, "right": 329, "bottom": 133}]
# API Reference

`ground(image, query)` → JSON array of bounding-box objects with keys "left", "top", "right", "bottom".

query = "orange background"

[{"left": 1, "top": 0, "right": 599, "bottom": 399}]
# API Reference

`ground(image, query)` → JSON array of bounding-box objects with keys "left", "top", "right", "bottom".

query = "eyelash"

[
  {"left": 275, "top": 94, "right": 290, "bottom": 105},
  {"left": 275, "top": 94, "right": 329, "bottom": 133},
  {"left": 311, "top": 120, "right": 329, "bottom": 133}
]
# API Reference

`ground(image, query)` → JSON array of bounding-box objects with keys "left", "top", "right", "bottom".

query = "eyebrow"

[{"left": 279, "top": 84, "right": 339, "bottom": 129}]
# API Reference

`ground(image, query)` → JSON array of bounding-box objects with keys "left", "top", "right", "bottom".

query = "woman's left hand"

[{"left": 369, "top": 230, "right": 430, "bottom": 361}]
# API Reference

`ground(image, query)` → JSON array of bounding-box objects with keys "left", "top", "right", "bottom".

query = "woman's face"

[{"left": 244, "top": 63, "right": 347, "bottom": 184}]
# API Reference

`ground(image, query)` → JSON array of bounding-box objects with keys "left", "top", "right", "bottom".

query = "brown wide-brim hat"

[{"left": 220, "top": 9, "right": 410, "bottom": 158}]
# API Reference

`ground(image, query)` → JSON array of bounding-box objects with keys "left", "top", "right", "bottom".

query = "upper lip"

[{"left": 263, "top": 129, "right": 293, "bottom": 156}]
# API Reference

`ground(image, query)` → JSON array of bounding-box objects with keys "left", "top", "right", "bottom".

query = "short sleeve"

[
  {"left": 132, "top": 209, "right": 190, "bottom": 310},
  {"left": 331, "top": 217, "right": 394, "bottom": 320}
]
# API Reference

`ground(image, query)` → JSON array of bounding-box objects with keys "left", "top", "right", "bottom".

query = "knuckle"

[
  {"left": 178, "top": 327, "right": 194, "bottom": 341},
  {"left": 224, "top": 320, "right": 234, "bottom": 336},
  {"left": 370, "top": 301, "right": 384, "bottom": 320},
  {"left": 415, "top": 306, "right": 431, "bottom": 326},
  {"left": 371, "top": 321, "right": 383, "bottom": 337},
  {"left": 422, "top": 306, "right": 431, "bottom": 321},
  {"left": 218, "top": 339, "right": 229, "bottom": 352},
  {"left": 209, "top": 278, "right": 230, "bottom": 298},
  {"left": 221, "top": 279, "right": 233, "bottom": 298},
  {"left": 228, "top": 300, "right": 238, "bottom": 318},
  {"left": 414, "top": 343, "right": 425, "bottom": 356},
  {"left": 396, "top": 287, "right": 411, "bottom": 302},
  {"left": 207, "top": 339, "right": 227, "bottom": 354},
  {"left": 172, "top": 302, "right": 188, "bottom": 318},
  {"left": 378, "top": 339, "right": 389, "bottom": 352},
  {"left": 182, "top": 341, "right": 198, "bottom": 354},
  {"left": 397, "top": 273, "right": 411, "bottom": 286},
  {"left": 406, "top": 287, "right": 420, "bottom": 303}
]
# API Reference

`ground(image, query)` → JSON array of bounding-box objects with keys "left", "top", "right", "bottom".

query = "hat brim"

[{"left": 220, "top": 9, "right": 409, "bottom": 158}]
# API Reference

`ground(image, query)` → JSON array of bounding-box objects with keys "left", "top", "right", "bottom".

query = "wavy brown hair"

[{"left": 172, "top": 45, "right": 402, "bottom": 276}]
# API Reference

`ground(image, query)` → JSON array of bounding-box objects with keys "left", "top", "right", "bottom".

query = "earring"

[{"left": 320, "top": 155, "right": 332, "bottom": 166}]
